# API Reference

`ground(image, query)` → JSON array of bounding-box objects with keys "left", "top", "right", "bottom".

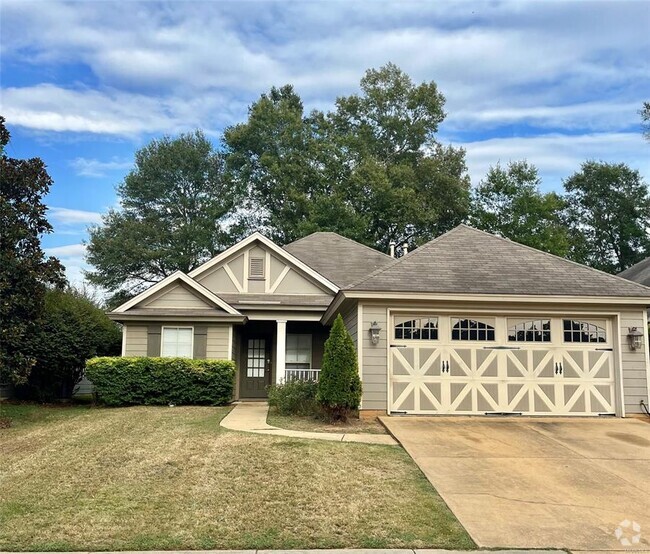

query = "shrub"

[
  {"left": 316, "top": 313, "right": 362, "bottom": 422},
  {"left": 267, "top": 379, "right": 319, "bottom": 416},
  {"left": 85, "top": 357, "right": 235, "bottom": 407},
  {"left": 16, "top": 288, "right": 122, "bottom": 401}
]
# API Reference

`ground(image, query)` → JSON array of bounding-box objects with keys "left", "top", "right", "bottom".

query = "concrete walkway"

[{"left": 220, "top": 402, "right": 397, "bottom": 445}]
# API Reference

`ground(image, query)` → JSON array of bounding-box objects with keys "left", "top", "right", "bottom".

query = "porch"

[{"left": 234, "top": 320, "right": 329, "bottom": 399}]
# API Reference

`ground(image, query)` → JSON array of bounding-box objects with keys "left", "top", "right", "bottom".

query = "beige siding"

[
  {"left": 360, "top": 303, "right": 389, "bottom": 410},
  {"left": 206, "top": 325, "right": 231, "bottom": 359},
  {"left": 341, "top": 303, "right": 358, "bottom": 348},
  {"left": 124, "top": 325, "right": 148, "bottom": 356},
  {"left": 141, "top": 284, "right": 213, "bottom": 309},
  {"left": 619, "top": 309, "right": 649, "bottom": 415}
]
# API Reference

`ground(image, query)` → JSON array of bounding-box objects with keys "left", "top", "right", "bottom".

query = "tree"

[
  {"left": 316, "top": 314, "right": 362, "bottom": 422},
  {"left": 86, "top": 131, "right": 237, "bottom": 306},
  {"left": 641, "top": 101, "right": 650, "bottom": 142},
  {"left": 469, "top": 161, "right": 570, "bottom": 256},
  {"left": 225, "top": 64, "right": 471, "bottom": 250},
  {"left": 18, "top": 287, "right": 122, "bottom": 401},
  {"left": 564, "top": 161, "right": 650, "bottom": 273},
  {"left": 0, "top": 116, "right": 65, "bottom": 386}
]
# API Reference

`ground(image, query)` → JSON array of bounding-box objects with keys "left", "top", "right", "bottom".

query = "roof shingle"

[
  {"left": 619, "top": 257, "right": 650, "bottom": 287},
  {"left": 283, "top": 232, "right": 394, "bottom": 287},
  {"left": 346, "top": 225, "right": 650, "bottom": 298}
]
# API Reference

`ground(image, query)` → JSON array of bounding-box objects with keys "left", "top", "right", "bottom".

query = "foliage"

[
  {"left": 316, "top": 314, "right": 362, "bottom": 422},
  {"left": 470, "top": 161, "right": 570, "bottom": 256},
  {"left": 267, "top": 379, "right": 319, "bottom": 416},
  {"left": 86, "top": 357, "right": 235, "bottom": 406},
  {"left": 16, "top": 288, "right": 122, "bottom": 401},
  {"left": 641, "top": 101, "right": 650, "bottom": 142},
  {"left": 86, "top": 131, "right": 238, "bottom": 307},
  {"left": 0, "top": 116, "right": 65, "bottom": 385},
  {"left": 564, "top": 161, "right": 650, "bottom": 273},
  {"left": 224, "top": 63, "right": 470, "bottom": 250}
]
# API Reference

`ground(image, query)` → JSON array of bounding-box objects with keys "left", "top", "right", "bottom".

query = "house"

[{"left": 109, "top": 225, "right": 650, "bottom": 417}]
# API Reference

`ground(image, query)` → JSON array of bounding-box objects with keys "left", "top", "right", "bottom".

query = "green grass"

[{"left": 0, "top": 404, "right": 474, "bottom": 551}]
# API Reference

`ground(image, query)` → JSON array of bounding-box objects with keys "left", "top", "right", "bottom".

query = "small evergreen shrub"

[
  {"left": 267, "top": 379, "right": 319, "bottom": 416},
  {"left": 85, "top": 357, "right": 235, "bottom": 407},
  {"left": 317, "top": 314, "right": 362, "bottom": 422}
]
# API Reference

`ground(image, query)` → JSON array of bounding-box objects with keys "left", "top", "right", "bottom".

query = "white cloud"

[
  {"left": 45, "top": 243, "right": 86, "bottom": 258},
  {"left": 460, "top": 132, "right": 650, "bottom": 189},
  {"left": 69, "top": 156, "right": 132, "bottom": 177},
  {"left": 48, "top": 207, "right": 103, "bottom": 226}
]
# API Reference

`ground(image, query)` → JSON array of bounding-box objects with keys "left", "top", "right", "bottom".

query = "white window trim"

[
  {"left": 561, "top": 318, "right": 609, "bottom": 345},
  {"left": 286, "top": 333, "right": 312, "bottom": 369},
  {"left": 393, "top": 315, "right": 440, "bottom": 342},
  {"left": 507, "top": 317, "right": 553, "bottom": 343},
  {"left": 450, "top": 316, "right": 497, "bottom": 342},
  {"left": 161, "top": 326, "right": 194, "bottom": 358}
]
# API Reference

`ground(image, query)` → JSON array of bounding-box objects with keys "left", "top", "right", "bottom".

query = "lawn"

[
  {"left": 267, "top": 410, "right": 387, "bottom": 434},
  {"left": 0, "top": 403, "right": 473, "bottom": 552}
]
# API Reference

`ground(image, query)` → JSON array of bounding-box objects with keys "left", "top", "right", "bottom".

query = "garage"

[{"left": 389, "top": 313, "right": 617, "bottom": 415}]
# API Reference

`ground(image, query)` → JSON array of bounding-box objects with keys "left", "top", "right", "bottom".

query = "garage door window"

[
  {"left": 563, "top": 319, "right": 607, "bottom": 343},
  {"left": 451, "top": 318, "right": 495, "bottom": 341},
  {"left": 508, "top": 319, "right": 551, "bottom": 342},
  {"left": 394, "top": 317, "right": 438, "bottom": 340}
]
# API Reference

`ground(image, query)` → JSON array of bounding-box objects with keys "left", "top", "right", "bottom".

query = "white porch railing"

[{"left": 284, "top": 368, "right": 320, "bottom": 382}]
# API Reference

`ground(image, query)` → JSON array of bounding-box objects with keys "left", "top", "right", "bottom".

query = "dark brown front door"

[{"left": 240, "top": 337, "right": 271, "bottom": 398}]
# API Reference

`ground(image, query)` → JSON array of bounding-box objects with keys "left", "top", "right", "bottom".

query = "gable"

[
  {"left": 194, "top": 239, "right": 334, "bottom": 297},
  {"left": 138, "top": 283, "right": 220, "bottom": 310}
]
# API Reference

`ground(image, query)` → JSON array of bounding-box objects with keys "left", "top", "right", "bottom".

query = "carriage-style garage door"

[{"left": 389, "top": 314, "right": 617, "bottom": 415}]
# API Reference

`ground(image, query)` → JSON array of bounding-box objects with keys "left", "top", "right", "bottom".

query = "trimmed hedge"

[
  {"left": 267, "top": 379, "right": 319, "bottom": 416},
  {"left": 85, "top": 357, "right": 235, "bottom": 407}
]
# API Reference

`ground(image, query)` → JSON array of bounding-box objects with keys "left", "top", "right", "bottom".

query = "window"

[
  {"left": 563, "top": 320, "right": 607, "bottom": 343},
  {"left": 451, "top": 318, "right": 495, "bottom": 341},
  {"left": 394, "top": 316, "right": 439, "bottom": 340},
  {"left": 286, "top": 334, "right": 312, "bottom": 369},
  {"left": 247, "top": 339, "right": 266, "bottom": 377},
  {"left": 508, "top": 319, "right": 551, "bottom": 342},
  {"left": 161, "top": 327, "right": 193, "bottom": 358},
  {"left": 249, "top": 257, "right": 265, "bottom": 279}
]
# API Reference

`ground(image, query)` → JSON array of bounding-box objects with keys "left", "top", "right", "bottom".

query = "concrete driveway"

[{"left": 380, "top": 416, "right": 650, "bottom": 551}]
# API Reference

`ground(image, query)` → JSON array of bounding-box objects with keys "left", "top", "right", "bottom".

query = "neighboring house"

[
  {"left": 109, "top": 225, "right": 650, "bottom": 417},
  {"left": 619, "top": 256, "right": 650, "bottom": 288}
]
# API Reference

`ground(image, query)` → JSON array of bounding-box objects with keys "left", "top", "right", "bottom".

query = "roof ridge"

[
  {"left": 345, "top": 225, "right": 466, "bottom": 289},
  {"left": 459, "top": 225, "right": 650, "bottom": 294}
]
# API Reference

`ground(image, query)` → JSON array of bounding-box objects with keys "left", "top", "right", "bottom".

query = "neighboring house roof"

[
  {"left": 618, "top": 256, "right": 650, "bottom": 287},
  {"left": 283, "top": 232, "right": 394, "bottom": 287},
  {"left": 345, "top": 225, "right": 650, "bottom": 298}
]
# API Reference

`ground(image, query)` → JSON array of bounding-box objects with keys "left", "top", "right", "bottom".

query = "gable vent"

[{"left": 249, "top": 257, "right": 265, "bottom": 279}]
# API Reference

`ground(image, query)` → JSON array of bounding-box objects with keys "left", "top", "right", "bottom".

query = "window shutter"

[
  {"left": 193, "top": 326, "right": 208, "bottom": 359},
  {"left": 147, "top": 325, "right": 162, "bottom": 356},
  {"left": 249, "top": 257, "right": 264, "bottom": 279}
]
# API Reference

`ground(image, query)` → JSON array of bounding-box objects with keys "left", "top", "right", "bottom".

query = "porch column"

[{"left": 275, "top": 319, "right": 287, "bottom": 384}]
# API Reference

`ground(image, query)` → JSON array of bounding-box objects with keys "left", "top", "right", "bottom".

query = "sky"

[{"left": 1, "top": 0, "right": 649, "bottom": 285}]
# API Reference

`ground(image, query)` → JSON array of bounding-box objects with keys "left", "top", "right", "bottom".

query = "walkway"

[{"left": 220, "top": 402, "right": 397, "bottom": 445}]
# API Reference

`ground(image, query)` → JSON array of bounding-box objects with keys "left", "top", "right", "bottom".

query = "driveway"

[{"left": 380, "top": 416, "right": 650, "bottom": 551}]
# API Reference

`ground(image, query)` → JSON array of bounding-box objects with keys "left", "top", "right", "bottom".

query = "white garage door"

[{"left": 389, "top": 314, "right": 617, "bottom": 416}]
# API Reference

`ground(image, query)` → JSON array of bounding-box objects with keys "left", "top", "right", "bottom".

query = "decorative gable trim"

[
  {"left": 188, "top": 232, "right": 339, "bottom": 294},
  {"left": 112, "top": 271, "right": 242, "bottom": 315}
]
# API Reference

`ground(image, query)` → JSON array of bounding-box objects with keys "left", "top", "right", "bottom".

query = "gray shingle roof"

[
  {"left": 346, "top": 225, "right": 650, "bottom": 297},
  {"left": 619, "top": 257, "right": 650, "bottom": 287},
  {"left": 283, "top": 232, "right": 394, "bottom": 287}
]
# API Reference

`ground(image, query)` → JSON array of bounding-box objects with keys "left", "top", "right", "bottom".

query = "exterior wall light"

[
  {"left": 369, "top": 321, "right": 382, "bottom": 345},
  {"left": 627, "top": 327, "right": 644, "bottom": 350}
]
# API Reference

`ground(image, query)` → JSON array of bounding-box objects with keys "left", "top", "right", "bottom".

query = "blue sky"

[{"left": 1, "top": 0, "right": 649, "bottom": 284}]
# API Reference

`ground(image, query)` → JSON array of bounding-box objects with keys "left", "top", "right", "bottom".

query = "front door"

[{"left": 241, "top": 337, "right": 271, "bottom": 398}]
